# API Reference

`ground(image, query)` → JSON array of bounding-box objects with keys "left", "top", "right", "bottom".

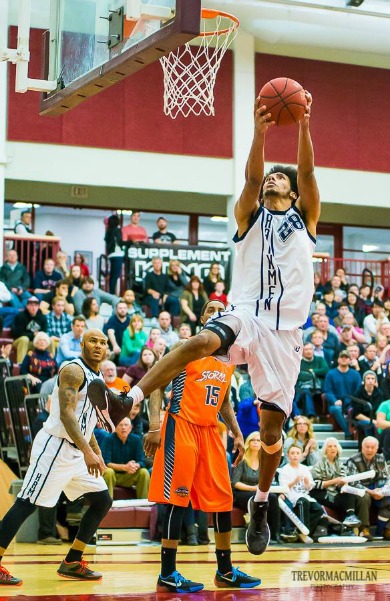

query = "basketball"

[{"left": 259, "top": 77, "right": 307, "bottom": 127}]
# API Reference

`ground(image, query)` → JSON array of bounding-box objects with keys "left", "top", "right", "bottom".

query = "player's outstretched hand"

[
  {"left": 144, "top": 430, "right": 162, "bottom": 458},
  {"left": 254, "top": 98, "right": 274, "bottom": 133},
  {"left": 232, "top": 433, "right": 245, "bottom": 467},
  {"left": 83, "top": 446, "right": 105, "bottom": 478},
  {"left": 300, "top": 90, "right": 312, "bottom": 125}
]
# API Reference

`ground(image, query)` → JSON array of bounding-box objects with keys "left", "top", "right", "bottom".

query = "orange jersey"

[{"left": 169, "top": 356, "right": 234, "bottom": 426}]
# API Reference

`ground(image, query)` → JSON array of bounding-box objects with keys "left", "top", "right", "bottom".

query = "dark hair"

[
  {"left": 72, "top": 315, "right": 86, "bottom": 325},
  {"left": 261, "top": 164, "right": 298, "bottom": 201},
  {"left": 55, "top": 279, "right": 68, "bottom": 290},
  {"left": 338, "top": 302, "right": 349, "bottom": 309},
  {"left": 81, "top": 276, "right": 94, "bottom": 286},
  {"left": 107, "top": 214, "right": 120, "bottom": 228},
  {"left": 185, "top": 275, "right": 205, "bottom": 294},
  {"left": 136, "top": 346, "right": 158, "bottom": 370},
  {"left": 74, "top": 252, "right": 86, "bottom": 264},
  {"left": 373, "top": 299, "right": 384, "bottom": 308},
  {"left": 82, "top": 297, "right": 98, "bottom": 318}
]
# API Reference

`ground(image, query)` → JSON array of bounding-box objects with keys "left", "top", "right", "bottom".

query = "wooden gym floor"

[{"left": 0, "top": 541, "right": 389, "bottom": 601}]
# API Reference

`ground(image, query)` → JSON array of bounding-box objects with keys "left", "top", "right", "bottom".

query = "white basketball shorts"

[
  {"left": 205, "top": 307, "right": 303, "bottom": 417},
  {"left": 18, "top": 429, "right": 107, "bottom": 507}
]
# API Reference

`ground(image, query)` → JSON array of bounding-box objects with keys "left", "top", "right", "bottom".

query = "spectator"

[
  {"left": 123, "top": 346, "right": 157, "bottom": 387},
  {"left": 335, "top": 268, "right": 349, "bottom": 292},
  {"left": 323, "top": 350, "right": 362, "bottom": 437},
  {"left": 293, "top": 343, "right": 328, "bottom": 419},
  {"left": 310, "top": 329, "right": 326, "bottom": 359},
  {"left": 73, "top": 276, "right": 119, "bottom": 315},
  {"left": 322, "top": 289, "right": 339, "bottom": 321},
  {"left": 337, "top": 324, "right": 365, "bottom": 358},
  {"left": 0, "top": 281, "right": 19, "bottom": 328},
  {"left": 153, "top": 336, "right": 168, "bottom": 360},
  {"left": 39, "top": 279, "right": 75, "bottom": 317},
  {"left": 46, "top": 297, "right": 72, "bottom": 347},
  {"left": 209, "top": 281, "right": 228, "bottom": 306},
  {"left": 14, "top": 209, "right": 33, "bottom": 235},
  {"left": 359, "top": 284, "right": 373, "bottom": 314},
  {"left": 122, "top": 289, "right": 143, "bottom": 318},
  {"left": 346, "top": 290, "right": 366, "bottom": 327},
  {"left": 20, "top": 332, "right": 57, "bottom": 392},
  {"left": 55, "top": 315, "right": 85, "bottom": 365},
  {"left": 54, "top": 251, "right": 70, "bottom": 279},
  {"left": 102, "top": 417, "right": 150, "bottom": 499},
  {"left": 105, "top": 214, "right": 124, "bottom": 295},
  {"left": 373, "top": 285, "right": 385, "bottom": 303},
  {"left": 165, "top": 260, "right": 188, "bottom": 317},
  {"left": 143, "top": 257, "right": 171, "bottom": 318},
  {"left": 313, "top": 271, "right": 325, "bottom": 300},
  {"left": 348, "top": 344, "right": 363, "bottom": 372},
  {"left": 384, "top": 297, "right": 390, "bottom": 320},
  {"left": 180, "top": 275, "right": 208, "bottom": 335},
  {"left": 351, "top": 370, "right": 383, "bottom": 441},
  {"left": 0, "top": 249, "right": 30, "bottom": 308},
  {"left": 82, "top": 297, "right": 105, "bottom": 331},
  {"left": 310, "top": 437, "right": 361, "bottom": 527},
  {"left": 337, "top": 312, "right": 367, "bottom": 345},
  {"left": 121, "top": 210, "right": 149, "bottom": 244},
  {"left": 377, "top": 334, "right": 390, "bottom": 366},
  {"left": 345, "top": 436, "right": 390, "bottom": 540},
  {"left": 358, "top": 344, "right": 383, "bottom": 383},
  {"left": 380, "top": 361, "right": 390, "bottom": 399},
  {"left": 231, "top": 432, "right": 281, "bottom": 543},
  {"left": 67, "top": 264, "right": 82, "bottom": 292},
  {"left": 119, "top": 314, "right": 147, "bottom": 366},
  {"left": 11, "top": 296, "right": 48, "bottom": 363},
  {"left": 152, "top": 216, "right": 178, "bottom": 244},
  {"left": 308, "top": 315, "right": 339, "bottom": 367},
  {"left": 146, "top": 327, "right": 162, "bottom": 349},
  {"left": 104, "top": 300, "right": 130, "bottom": 360},
  {"left": 284, "top": 416, "right": 320, "bottom": 466},
  {"left": 178, "top": 323, "right": 192, "bottom": 340},
  {"left": 278, "top": 445, "right": 329, "bottom": 541},
  {"left": 333, "top": 303, "right": 351, "bottom": 328},
  {"left": 158, "top": 311, "right": 179, "bottom": 348},
  {"left": 202, "top": 262, "right": 223, "bottom": 297},
  {"left": 70, "top": 252, "right": 90, "bottom": 277},
  {"left": 376, "top": 397, "right": 390, "bottom": 462},
  {"left": 33, "top": 258, "right": 62, "bottom": 300},
  {"left": 101, "top": 360, "right": 129, "bottom": 394},
  {"left": 325, "top": 274, "right": 346, "bottom": 299}
]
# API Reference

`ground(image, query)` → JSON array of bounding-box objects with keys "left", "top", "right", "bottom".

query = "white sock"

[
  {"left": 254, "top": 488, "right": 269, "bottom": 503},
  {"left": 129, "top": 385, "right": 144, "bottom": 405}
]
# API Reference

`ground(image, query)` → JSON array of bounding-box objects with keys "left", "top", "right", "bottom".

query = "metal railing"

[
  {"left": 313, "top": 255, "right": 389, "bottom": 293},
  {"left": 3, "top": 234, "right": 61, "bottom": 278}
]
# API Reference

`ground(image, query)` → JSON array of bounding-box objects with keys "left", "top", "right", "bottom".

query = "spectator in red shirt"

[
  {"left": 122, "top": 211, "right": 149, "bottom": 244},
  {"left": 70, "top": 252, "right": 90, "bottom": 277},
  {"left": 209, "top": 281, "right": 228, "bottom": 306}
]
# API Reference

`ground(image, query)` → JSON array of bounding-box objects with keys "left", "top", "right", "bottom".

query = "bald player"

[{"left": 0, "top": 329, "right": 112, "bottom": 586}]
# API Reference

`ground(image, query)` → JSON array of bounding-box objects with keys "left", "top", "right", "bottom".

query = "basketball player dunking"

[
  {"left": 0, "top": 330, "right": 113, "bottom": 585},
  {"left": 96, "top": 91, "right": 320, "bottom": 556}
]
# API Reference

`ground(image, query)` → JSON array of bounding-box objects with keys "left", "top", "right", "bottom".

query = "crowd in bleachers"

[{"left": 1, "top": 214, "right": 390, "bottom": 546}]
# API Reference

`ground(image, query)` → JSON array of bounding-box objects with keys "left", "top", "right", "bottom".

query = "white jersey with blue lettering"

[
  {"left": 230, "top": 204, "right": 315, "bottom": 330},
  {"left": 43, "top": 357, "right": 103, "bottom": 443}
]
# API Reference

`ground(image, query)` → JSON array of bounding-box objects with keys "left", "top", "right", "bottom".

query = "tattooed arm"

[
  {"left": 219, "top": 386, "right": 245, "bottom": 467},
  {"left": 59, "top": 363, "right": 105, "bottom": 477},
  {"left": 144, "top": 388, "right": 163, "bottom": 458}
]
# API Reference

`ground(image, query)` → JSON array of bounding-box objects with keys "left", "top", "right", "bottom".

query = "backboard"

[{"left": 39, "top": 0, "right": 201, "bottom": 115}]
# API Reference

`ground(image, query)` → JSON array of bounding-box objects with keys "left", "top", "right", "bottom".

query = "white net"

[{"left": 160, "top": 10, "right": 239, "bottom": 119}]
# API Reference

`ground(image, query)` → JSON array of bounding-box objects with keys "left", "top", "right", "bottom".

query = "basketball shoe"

[
  {"left": 214, "top": 566, "right": 262, "bottom": 588},
  {"left": 245, "top": 498, "right": 270, "bottom": 555},
  {"left": 88, "top": 379, "right": 133, "bottom": 432},
  {"left": 156, "top": 570, "right": 204, "bottom": 593},
  {"left": 57, "top": 559, "right": 102, "bottom": 580},
  {"left": 0, "top": 565, "right": 22, "bottom": 585}
]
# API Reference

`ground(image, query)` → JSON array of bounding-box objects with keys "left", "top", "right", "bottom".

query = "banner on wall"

[{"left": 125, "top": 243, "right": 232, "bottom": 287}]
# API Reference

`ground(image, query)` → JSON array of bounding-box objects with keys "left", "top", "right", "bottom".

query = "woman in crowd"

[
  {"left": 377, "top": 334, "right": 390, "bottom": 367},
  {"left": 146, "top": 327, "right": 161, "bottom": 349},
  {"left": 202, "top": 262, "right": 223, "bottom": 297},
  {"left": 123, "top": 345, "right": 157, "bottom": 387},
  {"left": 54, "top": 251, "right": 69, "bottom": 279},
  {"left": 119, "top": 314, "right": 148, "bottom": 366},
  {"left": 71, "top": 252, "right": 90, "bottom": 277},
  {"left": 20, "top": 332, "right": 57, "bottom": 393},
  {"left": 66, "top": 264, "right": 83, "bottom": 295},
  {"left": 335, "top": 268, "right": 349, "bottom": 292},
  {"left": 231, "top": 431, "right": 281, "bottom": 543},
  {"left": 284, "top": 415, "right": 320, "bottom": 467},
  {"left": 105, "top": 214, "right": 124, "bottom": 295},
  {"left": 384, "top": 297, "right": 390, "bottom": 320},
  {"left": 278, "top": 445, "right": 329, "bottom": 541},
  {"left": 346, "top": 290, "right": 366, "bottom": 327},
  {"left": 310, "top": 437, "right": 361, "bottom": 528},
  {"left": 82, "top": 297, "right": 105, "bottom": 331},
  {"left": 313, "top": 271, "right": 325, "bottom": 300},
  {"left": 180, "top": 275, "right": 208, "bottom": 335},
  {"left": 322, "top": 289, "right": 339, "bottom": 321},
  {"left": 165, "top": 259, "right": 188, "bottom": 316}
]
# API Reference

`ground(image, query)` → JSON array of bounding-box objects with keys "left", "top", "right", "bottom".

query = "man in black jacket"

[
  {"left": 11, "top": 296, "right": 49, "bottom": 363},
  {"left": 351, "top": 370, "right": 384, "bottom": 443}
]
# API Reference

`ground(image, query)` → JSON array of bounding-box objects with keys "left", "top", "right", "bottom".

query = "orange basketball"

[{"left": 259, "top": 78, "right": 307, "bottom": 127}]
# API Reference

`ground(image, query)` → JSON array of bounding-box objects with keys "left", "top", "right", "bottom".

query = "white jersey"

[
  {"left": 230, "top": 205, "right": 315, "bottom": 330},
  {"left": 43, "top": 358, "right": 103, "bottom": 443}
]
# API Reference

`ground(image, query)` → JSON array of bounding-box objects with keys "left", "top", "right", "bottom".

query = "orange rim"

[{"left": 200, "top": 8, "right": 239, "bottom": 37}]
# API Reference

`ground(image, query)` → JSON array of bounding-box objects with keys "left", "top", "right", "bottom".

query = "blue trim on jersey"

[
  {"left": 276, "top": 266, "right": 284, "bottom": 330},
  {"left": 163, "top": 414, "right": 176, "bottom": 501},
  {"left": 34, "top": 439, "right": 65, "bottom": 503},
  {"left": 260, "top": 209, "right": 265, "bottom": 299},
  {"left": 292, "top": 205, "right": 316, "bottom": 244},
  {"left": 170, "top": 371, "right": 186, "bottom": 415},
  {"left": 232, "top": 206, "right": 262, "bottom": 243},
  {"left": 20, "top": 434, "right": 55, "bottom": 499}
]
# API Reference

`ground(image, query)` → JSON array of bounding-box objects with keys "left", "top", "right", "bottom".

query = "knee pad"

[
  {"left": 260, "top": 438, "right": 282, "bottom": 454},
  {"left": 162, "top": 504, "right": 186, "bottom": 540},
  {"left": 213, "top": 511, "right": 231, "bottom": 534}
]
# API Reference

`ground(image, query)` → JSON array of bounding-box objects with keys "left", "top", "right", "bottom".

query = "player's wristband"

[{"left": 148, "top": 428, "right": 160, "bottom": 433}]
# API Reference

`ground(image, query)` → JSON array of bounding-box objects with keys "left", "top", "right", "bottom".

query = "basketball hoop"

[{"left": 160, "top": 8, "right": 239, "bottom": 119}]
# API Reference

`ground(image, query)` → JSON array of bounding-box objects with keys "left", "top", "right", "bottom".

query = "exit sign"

[{"left": 71, "top": 185, "right": 88, "bottom": 199}]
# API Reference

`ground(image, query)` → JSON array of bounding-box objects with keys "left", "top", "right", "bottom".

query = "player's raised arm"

[
  {"left": 234, "top": 98, "right": 274, "bottom": 236},
  {"left": 295, "top": 92, "right": 320, "bottom": 238}
]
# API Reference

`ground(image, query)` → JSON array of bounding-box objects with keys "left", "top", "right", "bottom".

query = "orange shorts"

[{"left": 148, "top": 413, "right": 233, "bottom": 512}]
